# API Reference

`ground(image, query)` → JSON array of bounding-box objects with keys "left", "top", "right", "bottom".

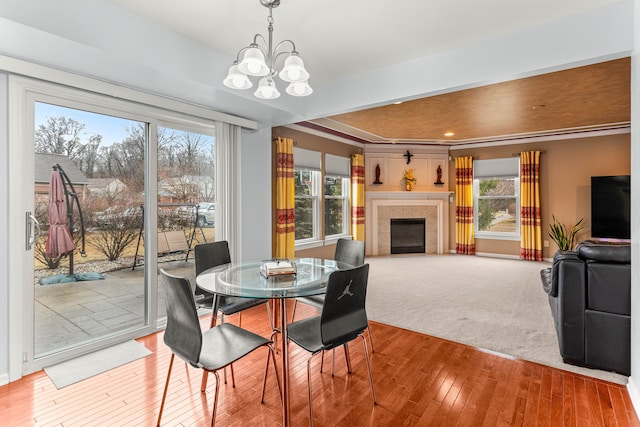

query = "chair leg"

[
  {"left": 360, "top": 334, "right": 377, "bottom": 405},
  {"left": 219, "top": 314, "right": 235, "bottom": 387},
  {"left": 157, "top": 353, "right": 175, "bottom": 426},
  {"left": 210, "top": 370, "right": 221, "bottom": 427},
  {"left": 291, "top": 299, "right": 298, "bottom": 322},
  {"left": 343, "top": 343, "right": 352, "bottom": 373},
  {"left": 201, "top": 371, "right": 209, "bottom": 392},
  {"left": 306, "top": 355, "right": 314, "bottom": 427},
  {"left": 266, "top": 301, "right": 274, "bottom": 331},
  {"left": 331, "top": 349, "right": 335, "bottom": 376},
  {"left": 260, "top": 345, "right": 283, "bottom": 404},
  {"left": 202, "top": 310, "right": 219, "bottom": 392},
  {"left": 209, "top": 310, "right": 217, "bottom": 329},
  {"left": 229, "top": 364, "right": 236, "bottom": 387},
  {"left": 367, "top": 327, "right": 375, "bottom": 353}
]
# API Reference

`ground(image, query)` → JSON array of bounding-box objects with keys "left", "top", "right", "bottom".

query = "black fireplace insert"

[{"left": 390, "top": 218, "right": 426, "bottom": 254}]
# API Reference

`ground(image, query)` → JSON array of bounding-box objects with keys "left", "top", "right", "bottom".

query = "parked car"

[{"left": 195, "top": 203, "right": 215, "bottom": 227}]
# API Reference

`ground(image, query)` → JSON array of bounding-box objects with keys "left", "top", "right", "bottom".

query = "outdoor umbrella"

[{"left": 45, "top": 169, "right": 76, "bottom": 258}]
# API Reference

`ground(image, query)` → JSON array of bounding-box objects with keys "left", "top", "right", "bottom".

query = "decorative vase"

[{"left": 405, "top": 182, "right": 414, "bottom": 191}]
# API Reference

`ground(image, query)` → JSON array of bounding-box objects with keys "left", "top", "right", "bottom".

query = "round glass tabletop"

[{"left": 195, "top": 257, "right": 352, "bottom": 299}]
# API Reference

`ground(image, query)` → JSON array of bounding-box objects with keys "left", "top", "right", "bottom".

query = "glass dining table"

[{"left": 195, "top": 257, "right": 351, "bottom": 427}]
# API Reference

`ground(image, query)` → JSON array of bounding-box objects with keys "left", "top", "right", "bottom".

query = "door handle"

[{"left": 26, "top": 211, "right": 41, "bottom": 250}]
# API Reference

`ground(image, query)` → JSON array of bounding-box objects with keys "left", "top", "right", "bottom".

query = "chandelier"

[{"left": 223, "top": 0, "right": 312, "bottom": 99}]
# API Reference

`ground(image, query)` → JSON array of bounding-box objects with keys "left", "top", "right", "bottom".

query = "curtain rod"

[
  {"left": 512, "top": 150, "right": 546, "bottom": 157},
  {"left": 272, "top": 138, "right": 298, "bottom": 145}
]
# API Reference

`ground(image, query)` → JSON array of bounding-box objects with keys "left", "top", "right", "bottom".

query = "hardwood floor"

[{"left": 1, "top": 303, "right": 638, "bottom": 426}]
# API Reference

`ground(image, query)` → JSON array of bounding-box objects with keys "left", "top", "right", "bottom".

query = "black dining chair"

[
  {"left": 292, "top": 238, "right": 365, "bottom": 317},
  {"left": 194, "top": 241, "right": 272, "bottom": 389},
  {"left": 194, "top": 241, "right": 270, "bottom": 329},
  {"left": 157, "top": 269, "right": 280, "bottom": 427},
  {"left": 285, "top": 263, "right": 376, "bottom": 426},
  {"left": 291, "top": 238, "right": 374, "bottom": 353}
]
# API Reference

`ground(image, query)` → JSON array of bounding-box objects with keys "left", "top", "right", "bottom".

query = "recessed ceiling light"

[
  {"left": 532, "top": 104, "right": 546, "bottom": 110},
  {"left": 393, "top": 101, "right": 403, "bottom": 105},
  {"left": 444, "top": 132, "right": 455, "bottom": 137}
]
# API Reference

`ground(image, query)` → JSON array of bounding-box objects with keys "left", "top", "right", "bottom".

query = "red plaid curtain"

[{"left": 520, "top": 151, "right": 542, "bottom": 261}]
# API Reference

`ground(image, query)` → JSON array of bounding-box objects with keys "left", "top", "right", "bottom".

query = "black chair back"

[
  {"left": 195, "top": 241, "right": 231, "bottom": 276},
  {"left": 159, "top": 268, "right": 202, "bottom": 365},
  {"left": 334, "top": 238, "right": 365, "bottom": 266},
  {"left": 194, "top": 241, "right": 232, "bottom": 297},
  {"left": 320, "top": 263, "right": 370, "bottom": 348}
]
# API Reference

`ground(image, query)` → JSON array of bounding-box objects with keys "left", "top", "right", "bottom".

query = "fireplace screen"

[{"left": 390, "top": 218, "right": 426, "bottom": 254}]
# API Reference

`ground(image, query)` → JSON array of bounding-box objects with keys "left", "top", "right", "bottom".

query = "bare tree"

[
  {"left": 35, "top": 115, "right": 104, "bottom": 178},
  {"left": 88, "top": 207, "right": 141, "bottom": 261},
  {"left": 35, "top": 116, "right": 85, "bottom": 157}
]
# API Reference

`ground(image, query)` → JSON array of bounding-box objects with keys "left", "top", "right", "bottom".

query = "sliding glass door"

[
  {"left": 33, "top": 102, "right": 149, "bottom": 359},
  {"left": 11, "top": 76, "right": 217, "bottom": 375}
]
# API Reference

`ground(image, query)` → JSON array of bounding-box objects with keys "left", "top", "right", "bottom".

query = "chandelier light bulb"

[
  {"left": 280, "top": 53, "right": 309, "bottom": 83},
  {"left": 238, "top": 46, "right": 269, "bottom": 76},
  {"left": 255, "top": 77, "right": 281, "bottom": 99},
  {"left": 223, "top": 64, "right": 252, "bottom": 90},
  {"left": 285, "top": 80, "right": 313, "bottom": 97}
]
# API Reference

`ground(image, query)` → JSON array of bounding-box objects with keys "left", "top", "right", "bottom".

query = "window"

[
  {"left": 294, "top": 168, "right": 320, "bottom": 240},
  {"left": 294, "top": 150, "right": 351, "bottom": 245},
  {"left": 473, "top": 158, "right": 520, "bottom": 239},
  {"left": 324, "top": 175, "right": 350, "bottom": 237}
]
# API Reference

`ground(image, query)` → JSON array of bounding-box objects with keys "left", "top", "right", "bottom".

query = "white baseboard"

[
  {"left": 628, "top": 376, "right": 640, "bottom": 420},
  {"left": 0, "top": 372, "right": 8, "bottom": 386}
]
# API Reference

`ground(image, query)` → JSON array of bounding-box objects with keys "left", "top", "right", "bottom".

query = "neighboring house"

[
  {"left": 157, "top": 175, "right": 214, "bottom": 205},
  {"left": 87, "top": 178, "right": 127, "bottom": 202},
  {"left": 34, "top": 153, "right": 90, "bottom": 203}
]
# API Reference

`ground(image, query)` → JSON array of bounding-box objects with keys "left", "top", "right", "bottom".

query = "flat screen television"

[{"left": 591, "top": 175, "right": 631, "bottom": 240}]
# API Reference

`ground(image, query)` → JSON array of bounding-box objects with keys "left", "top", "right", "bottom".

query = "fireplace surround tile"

[{"left": 366, "top": 192, "right": 451, "bottom": 256}]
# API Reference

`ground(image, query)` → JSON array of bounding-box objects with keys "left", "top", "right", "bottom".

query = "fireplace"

[
  {"left": 391, "top": 218, "right": 426, "bottom": 254},
  {"left": 365, "top": 191, "right": 450, "bottom": 256}
]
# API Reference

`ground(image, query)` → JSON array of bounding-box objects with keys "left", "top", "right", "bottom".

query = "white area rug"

[
  {"left": 45, "top": 340, "right": 152, "bottom": 389},
  {"left": 365, "top": 254, "right": 628, "bottom": 385}
]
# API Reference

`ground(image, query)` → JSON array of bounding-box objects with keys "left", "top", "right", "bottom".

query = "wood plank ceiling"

[{"left": 307, "top": 58, "right": 630, "bottom": 145}]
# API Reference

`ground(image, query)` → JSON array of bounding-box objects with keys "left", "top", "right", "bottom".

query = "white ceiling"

[
  {"left": 0, "top": 0, "right": 631, "bottom": 137},
  {"left": 107, "top": 0, "right": 621, "bottom": 86}
]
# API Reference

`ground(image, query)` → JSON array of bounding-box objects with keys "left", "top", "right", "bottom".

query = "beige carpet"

[{"left": 365, "top": 254, "right": 627, "bottom": 385}]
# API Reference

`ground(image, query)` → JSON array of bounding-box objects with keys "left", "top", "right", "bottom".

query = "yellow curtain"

[
  {"left": 520, "top": 151, "right": 542, "bottom": 261},
  {"left": 455, "top": 156, "right": 475, "bottom": 255},
  {"left": 275, "top": 137, "right": 295, "bottom": 259},
  {"left": 351, "top": 154, "right": 365, "bottom": 241}
]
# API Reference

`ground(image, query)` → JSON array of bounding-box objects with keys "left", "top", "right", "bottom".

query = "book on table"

[{"left": 260, "top": 259, "right": 296, "bottom": 276}]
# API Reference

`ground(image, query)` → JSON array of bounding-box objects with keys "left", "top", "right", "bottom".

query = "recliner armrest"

[
  {"left": 550, "top": 251, "right": 580, "bottom": 297},
  {"left": 551, "top": 250, "right": 586, "bottom": 364}
]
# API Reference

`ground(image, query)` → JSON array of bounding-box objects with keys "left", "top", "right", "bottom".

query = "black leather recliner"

[{"left": 540, "top": 240, "right": 631, "bottom": 376}]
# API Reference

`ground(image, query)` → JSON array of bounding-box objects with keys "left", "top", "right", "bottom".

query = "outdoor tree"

[
  {"left": 477, "top": 178, "right": 499, "bottom": 231},
  {"left": 88, "top": 206, "right": 142, "bottom": 261},
  {"left": 35, "top": 116, "right": 85, "bottom": 157},
  {"left": 35, "top": 115, "right": 103, "bottom": 177},
  {"left": 294, "top": 170, "right": 313, "bottom": 240}
]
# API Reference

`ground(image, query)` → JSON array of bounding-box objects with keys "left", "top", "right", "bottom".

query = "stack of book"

[{"left": 260, "top": 259, "right": 296, "bottom": 277}]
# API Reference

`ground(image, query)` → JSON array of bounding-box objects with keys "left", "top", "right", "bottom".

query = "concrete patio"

[{"left": 35, "top": 258, "right": 197, "bottom": 357}]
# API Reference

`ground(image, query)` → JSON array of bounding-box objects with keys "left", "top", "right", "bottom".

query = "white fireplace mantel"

[
  {"left": 365, "top": 191, "right": 453, "bottom": 256},
  {"left": 366, "top": 191, "right": 453, "bottom": 201}
]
